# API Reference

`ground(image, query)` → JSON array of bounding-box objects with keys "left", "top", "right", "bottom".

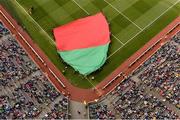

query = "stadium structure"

[{"left": 0, "top": 0, "right": 179, "bottom": 119}]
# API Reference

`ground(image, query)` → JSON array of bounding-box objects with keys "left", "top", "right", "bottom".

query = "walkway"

[{"left": 69, "top": 100, "right": 88, "bottom": 119}]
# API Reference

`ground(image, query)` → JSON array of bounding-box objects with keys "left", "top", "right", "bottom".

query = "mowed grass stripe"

[
  {"left": 121, "top": 0, "right": 162, "bottom": 22},
  {"left": 114, "top": 0, "right": 179, "bottom": 43},
  {"left": 104, "top": 0, "right": 143, "bottom": 30},
  {"left": 108, "top": 0, "right": 139, "bottom": 12},
  {"left": 15, "top": 0, "right": 56, "bottom": 45},
  {"left": 30, "top": 0, "right": 74, "bottom": 34},
  {"left": 108, "top": 0, "right": 180, "bottom": 58},
  {"left": 134, "top": 0, "right": 179, "bottom": 28}
]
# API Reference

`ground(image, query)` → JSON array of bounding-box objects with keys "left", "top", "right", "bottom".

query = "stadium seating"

[
  {"left": 88, "top": 32, "right": 180, "bottom": 119},
  {"left": 0, "top": 22, "right": 69, "bottom": 119}
]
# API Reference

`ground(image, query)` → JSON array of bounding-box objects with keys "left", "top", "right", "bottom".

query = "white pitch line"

[
  {"left": 107, "top": 45, "right": 123, "bottom": 59},
  {"left": 104, "top": 0, "right": 143, "bottom": 31},
  {"left": 85, "top": 77, "right": 102, "bottom": 95},
  {"left": 108, "top": 0, "right": 180, "bottom": 59},
  {"left": 72, "top": 0, "right": 90, "bottom": 15},
  {"left": 111, "top": 34, "right": 124, "bottom": 45},
  {"left": 14, "top": 0, "right": 55, "bottom": 45}
]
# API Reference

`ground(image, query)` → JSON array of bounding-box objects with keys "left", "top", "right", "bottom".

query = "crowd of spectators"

[
  {"left": 89, "top": 32, "right": 180, "bottom": 119},
  {"left": 0, "top": 34, "right": 38, "bottom": 86},
  {"left": 0, "top": 90, "right": 41, "bottom": 119},
  {"left": 89, "top": 103, "right": 115, "bottom": 119},
  {"left": 113, "top": 83, "right": 178, "bottom": 119},
  {"left": 0, "top": 22, "right": 69, "bottom": 119},
  {"left": 0, "top": 22, "right": 9, "bottom": 37},
  {"left": 43, "top": 98, "right": 69, "bottom": 119},
  {"left": 138, "top": 34, "right": 180, "bottom": 109},
  {"left": 172, "top": 32, "right": 180, "bottom": 44}
]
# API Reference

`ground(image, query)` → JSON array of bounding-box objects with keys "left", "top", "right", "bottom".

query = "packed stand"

[
  {"left": 0, "top": 22, "right": 10, "bottom": 37},
  {"left": 0, "top": 22, "right": 69, "bottom": 119},
  {"left": 113, "top": 83, "right": 178, "bottom": 119},
  {"left": 89, "top": 103, "right": 115, "bottom": 119},
  {"left": 89, "top": 78, "right": 179, "bottom": 119},
  {"left": 0, "top": 34, "right": 38, "bottom": 87},
  {"left": 138, "top": 37, "right": 180, "bottom": 109},
  {"left": 172, "top": 32, "right": 180, "bottom": 44},
  {"left": 89, "top": 32, "right": 180, "bottom": 119},
  {"left": 43, "top": 97, "right": 69, "bottom": 119}
]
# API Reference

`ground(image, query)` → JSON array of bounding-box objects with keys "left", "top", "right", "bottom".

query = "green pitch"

[{"left": 1, "top": 0, "right": 179, "bottom": 88}]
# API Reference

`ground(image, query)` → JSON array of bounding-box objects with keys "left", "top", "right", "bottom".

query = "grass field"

[{"left": 1, "top": 0, "right": 179, "bottom": 88}]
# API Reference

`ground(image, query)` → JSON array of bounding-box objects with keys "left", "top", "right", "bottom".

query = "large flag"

[{"left": 53, "top": 13, "right": 110, "bottom": 75}]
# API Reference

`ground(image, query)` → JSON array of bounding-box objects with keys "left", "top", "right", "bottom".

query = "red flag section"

[{"left": 53, "top": 13, "right": 110, "bottom": 51}]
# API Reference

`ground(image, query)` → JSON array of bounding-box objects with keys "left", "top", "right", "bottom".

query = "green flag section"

[{"left": 58, "top": 44, "right": 109, "bottom": 75}]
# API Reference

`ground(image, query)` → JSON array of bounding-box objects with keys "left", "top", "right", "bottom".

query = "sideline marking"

[{"left": 14, "top": 0, "right": 55, "bottom": 45}]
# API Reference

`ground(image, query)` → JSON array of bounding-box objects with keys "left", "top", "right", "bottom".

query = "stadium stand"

[
  {"left": 138, "top": 32, "right": 180, "bottom": 109},
  {"left": 0, "top": 21, "right": 9, "bottom": 37},
  {"left": 0, "top": 22, "right": 69, "bottom": 119},
  {"left": 89, "top": 32, "right": 180, "bottom": 119},
  {"left": 89, "top": 103, "right": 115, "bottom": 119}
]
